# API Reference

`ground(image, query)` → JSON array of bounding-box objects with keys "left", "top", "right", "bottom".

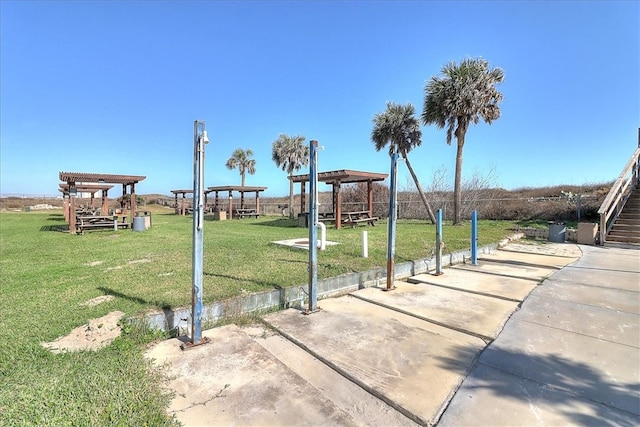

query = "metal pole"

[
  {"left": 307, "top": 140, "right": 319, "bottom": 313},
  {"left": 471, "top": 210, "right": 478, "bottom": 266},
  {"left": 577, "top": 194, "right": 582, "bottom": 222},
  {"left": 186, "top": 120, "right": 209, "bottom": 348},
  {"left": 435, "top": 209, "right": 443, "bottom": 275},
  {"left": 386, "top": 150, "right": 399, "bottom": 290},
  {"left": 362, "top": 230, "right": 368, "bottom": 258}
]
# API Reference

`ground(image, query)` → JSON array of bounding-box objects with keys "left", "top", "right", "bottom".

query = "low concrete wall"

[
  {"left": 518, "top": 227, "right": 577, "bottom": 242},
  {"left": 143, "top": 240, "right": 512, "bottom": 334}
]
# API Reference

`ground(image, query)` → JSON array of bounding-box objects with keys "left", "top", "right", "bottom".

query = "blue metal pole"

[
  {"left": 435, "top": 209, "right": 443, "bottom": 275},
  {"left": 190, "top": 120, "right": 207, "bottom": 346},
  {"left": 307, "top": 140, "right": 318, "bottom": 312},
  {"left": 386, "top": 150, "right": 398, "bottom": 290},
  {"left": 471, "top": 210, "right": 478, "bottom": 266}
]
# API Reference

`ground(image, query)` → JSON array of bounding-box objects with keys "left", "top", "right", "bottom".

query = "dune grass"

[{"left": 0, "top": 209, "right": 515, "bottom": 425}]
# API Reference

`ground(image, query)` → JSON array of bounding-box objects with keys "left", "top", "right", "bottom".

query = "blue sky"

[{"left": 1, "top": 1, "right": 638, "bottom": 198}]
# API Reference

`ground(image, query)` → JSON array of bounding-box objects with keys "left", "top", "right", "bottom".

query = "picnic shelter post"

[{"left": 290, "top": 169, "right": 388, "bottom": 229}]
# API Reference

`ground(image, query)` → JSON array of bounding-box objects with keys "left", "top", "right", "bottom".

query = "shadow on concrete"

[{"left": 436, "top": 344, "right": 640, "bottom": 425}]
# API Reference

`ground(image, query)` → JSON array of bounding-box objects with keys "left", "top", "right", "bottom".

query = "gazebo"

[
  {"left": 59, "top": 172, "right": 146, "bottom": 234},
  {"left": 59, "top": 183, "right": 114, "bottom": 221},
  {"left": 290, "top": 169, "right": 388, "bottom": 229},
  {"left": 170, "top": 189, "right": 193, "bottom": 215},
  {"left": 207, "top": 185, "right": 267, "bottom": 219}
]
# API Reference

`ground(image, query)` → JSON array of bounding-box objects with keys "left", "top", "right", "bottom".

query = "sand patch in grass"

[{"left": 41, "top": 311, "right": 125, "bottom": 354}]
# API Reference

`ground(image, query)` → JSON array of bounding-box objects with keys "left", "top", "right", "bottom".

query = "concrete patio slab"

[
  {"left": 477, "top": 318, "right": 640, "bottom": 415},
  {"left": 145, "top": 325, "right": 357, "bottom": 426},
  {"left": 408, "top": 268, "right": 537, "bottom": 301},
  {"left": 250, "top": 328, "right": 418, "bottom": 426},
  {"left": 511, "top": 294, "right": 639, "bottom": 347},
  {"left": 453, "top": 259, "right": 557, "bottom": 281},
  {"left": 350, "top": 281, "right": 520, "bottom": 340},
  {"left": 536, "top": 279, "right": 640, "bottom": 313},
  {"left": 143, "top": 241, "right": 638, "bottom": 426},
  {"left": 578, "top": 247, "right": 640, "bottom": 272},
  {"left": 478, "top": 249, "right": 578, "bottom": 268},
  {"left": 438, "top": 363, "right": 640, "bottom": 426},
  {"left": 271, "top": 238, "right": 340, "bottom": 250},
  {"left": 262, "top": 297, "right": 485, "bottom": 426},
  {"left": 501, "top": 241, "right": 583, "bottom": 258},
  {"left": 548, "top": 266, "right": 640, "bottom": 292}
]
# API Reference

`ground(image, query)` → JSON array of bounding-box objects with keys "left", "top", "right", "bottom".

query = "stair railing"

[{"left": 597, "top": 129, "right": 640, "bottom": 244}]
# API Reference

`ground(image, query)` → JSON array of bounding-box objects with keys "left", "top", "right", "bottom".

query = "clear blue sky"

[{"left": 1, "top": 1, "right": 638, "bottom": 198}]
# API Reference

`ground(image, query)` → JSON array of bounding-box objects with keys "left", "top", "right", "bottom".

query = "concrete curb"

[{"left": 142, "top": 241, "right": 506, "bottom": 333}]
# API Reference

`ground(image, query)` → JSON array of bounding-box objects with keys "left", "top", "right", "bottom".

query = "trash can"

[
  {"left": 132, "top": 216, "right": 146, "bottom": 232},
  {"left": 134, "top": 211, "right": 152, "bottom": 230},
  {"left": 548, "top": 221, "right": 566, "bottom": 242}
]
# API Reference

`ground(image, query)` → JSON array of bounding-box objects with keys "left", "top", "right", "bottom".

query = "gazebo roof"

[
  {"left": 59, "top": 172, "right": 146, "bottom": 185},
  {"left": 290, "top": 169, "right": 388, "bottom": 184},
  {"left": 171, "top": 189, "right": 194, "bottom": 195},
  {"left": 208, "top": 185, "right": 268, "bottom": 192},
  {"left": 59, "top": 183, "right": 114, "bottom": 195}
]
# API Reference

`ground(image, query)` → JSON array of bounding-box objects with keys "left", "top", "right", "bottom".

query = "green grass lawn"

[{"left": 0, "top": 209, "right": 516, "bottom": 425}]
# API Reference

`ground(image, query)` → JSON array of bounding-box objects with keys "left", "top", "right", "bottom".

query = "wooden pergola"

[
  {"left": 170, "top": 189, "right": 193, "bottom": 215},
  {"left": 59, "top": 183, "right": 114, "bottom": 221},
  {"left": 290, "top": 169, "right": 388, "bottom": 229},
  {"left": 207, "top": 185, "right": 267, "bottom": 219},
  {"left": 59, "top": 172, "right": 146, "bottom": 234}
]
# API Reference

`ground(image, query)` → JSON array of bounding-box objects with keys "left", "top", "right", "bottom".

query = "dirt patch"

[
  {"left": 41, "top": 311, "right": 125, "bottom": 354},
  {"left": 128, "top": 258, "right": 151, "bottom": 265},
  {"left": 86, "top": 260, "right": 103, "bottom": 267},
  {"left": 81, "top": 295, "right": 115, "bottom": 307}
]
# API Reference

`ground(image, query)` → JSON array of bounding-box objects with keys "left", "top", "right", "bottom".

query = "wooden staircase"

[
  {"left": 598, "top": 130, "right": 640, "bottom": 246},
  {"left": 605, "top": 186, "right": 640, "bottom": 245}
]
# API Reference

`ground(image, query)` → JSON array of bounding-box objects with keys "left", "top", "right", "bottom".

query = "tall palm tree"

[
  {"left": 272, "top": 134, "right": 308, "bottom": 219},
  {"left": 422, "top": 57, "right": 504, "bottom": 224},
  {"left": 372, "top": 102, "right": 436, "bottom": 224},
  {"left": 225, "top": 148, "right": 256, "bottom": 187}
]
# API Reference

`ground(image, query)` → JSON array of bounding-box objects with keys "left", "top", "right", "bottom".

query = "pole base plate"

[
  {"left": 180, "top": 336, "right": 211, "bottom": 351},
  {"left": 303, "top": 307, "right": 322, "bottom": 315}
]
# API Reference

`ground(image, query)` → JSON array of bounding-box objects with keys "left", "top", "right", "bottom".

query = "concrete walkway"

[{"left": 145, "top": 241, "right": 639, "bottom": 426}]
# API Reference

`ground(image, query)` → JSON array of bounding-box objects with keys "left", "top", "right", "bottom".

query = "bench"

[
  {"left": 318, "top": 216, "right": 337, "bottom": 224},
  {"left": 341, "top": 211, "right": 378, "bottom": 227},
  {"left": 233, "top": 209, "right": 260, "bottom": 219},
  {"left": 76, "top": 216, "right": 129, "bottom": 234}
]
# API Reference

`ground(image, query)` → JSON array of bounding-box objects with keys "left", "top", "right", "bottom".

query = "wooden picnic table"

[
  {"left": 341, "top": 210, "right": 378, "bottom": 227},
  {"left": 76, "top": 215, "right": 129, "bottom": 233},
  {"left": 233, "top": 208, "right": 260, "bottom": 219},
  {"left": 317, "top": 212, "right": 337, "bottom": 223}
]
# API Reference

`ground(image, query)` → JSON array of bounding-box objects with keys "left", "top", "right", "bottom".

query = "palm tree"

[
  {"left": 372, "top": 102, "right": 436, "bottom": 224},
  {"left": 272, "top": 134, "right": 308, "bottom": 219},
  {"left": 225, "top": 148, "right": 256, "bottom": 187},
  {"left": 422, "top": 57, "right": 504, "bottom": 224}
]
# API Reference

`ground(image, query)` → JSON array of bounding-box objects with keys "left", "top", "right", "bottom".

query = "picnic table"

[
  {"left": 341, "top": 210, "right": 378, "bottom": 227},
  {"left": 318, "top": 212, "right": 337, "bottom": 224},
  {"left": 233, "top": 208, "right": 260, "bottom": 219},
  {"left": 76, "top": 215, "right": 129, "bottom": 233}
]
